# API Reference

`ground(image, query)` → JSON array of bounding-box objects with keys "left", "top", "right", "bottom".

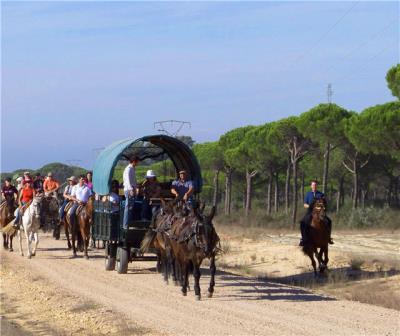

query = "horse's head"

[
  {"left": 312, "top": 198, "right": 326, "bottom": 220},
  {"left": 31, "top": 196, "right": 43, "bottom": 219},
  {"left": 194, "top": 205, "right": 218, "bottom": 256}
]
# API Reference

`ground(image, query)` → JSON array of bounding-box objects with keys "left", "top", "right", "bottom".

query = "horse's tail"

[{"left": 140, "top": 229, "right": 156, "bottom": 253}]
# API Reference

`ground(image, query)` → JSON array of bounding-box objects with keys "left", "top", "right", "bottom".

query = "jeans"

[
  {"left": 69, "top": 203, "right": 79, "bottom": 225},
  {"left": 59, "top": 199, "right": 69, "bottom": 220},
  {"left": 15, "top": 201, "right": 27, "bottom": 224},
  {"left": 123, "top": 191, "right": 135, "bottom": 229}
]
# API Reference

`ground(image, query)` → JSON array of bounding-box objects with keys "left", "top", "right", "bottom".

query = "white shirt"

[
  {"left": 71, "top": 184, "right": 92, "bottom": 203},
  {"left": 123, "top": 164, "right": 137, "bottom": 192}
]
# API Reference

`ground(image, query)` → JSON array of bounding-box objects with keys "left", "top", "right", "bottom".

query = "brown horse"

[
  {"left": 0, "top": 200, "right": 17, "bottom": 251},
  {"left": 302, "top": 198, "right": 330, "bottom": 276},
  {"left": 65, "top": 197, "right": 94, "bottom": 258},
  {"left": 169, "top": 205, "right": 220, "bottom": 300}
]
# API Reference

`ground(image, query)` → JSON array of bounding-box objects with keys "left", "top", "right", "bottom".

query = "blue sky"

[{"left": 1, "top": 1, "right": 399, "bottom": 171}]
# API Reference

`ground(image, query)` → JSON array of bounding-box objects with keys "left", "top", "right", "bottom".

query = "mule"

[
  {"left": 169, "top": 205, "right": 220, "bottom": 300},
  {"left": 301, "top": 198, "right": 330, "bottom": 276},
  {"left": 18, "top": 196, "right": 43, "bottom": 258}
]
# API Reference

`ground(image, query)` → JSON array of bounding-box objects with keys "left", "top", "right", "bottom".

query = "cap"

[{"left": 145, "top": 170, "right": 156, "bottom": 178}]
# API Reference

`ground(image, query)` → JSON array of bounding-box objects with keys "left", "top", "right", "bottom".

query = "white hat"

[
  {"left": 145, "top": 170, "right": 156, "bottom": 178},
  {"left": 16, "top": 177, "right": 23, "bottom": 182}
]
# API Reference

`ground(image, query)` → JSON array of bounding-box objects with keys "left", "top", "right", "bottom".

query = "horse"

[
  {"left": 169, "top": 205, "right": 220, "bottom": 300},
  {"left": 65, "top": 197, "right": 94, "bottom": 259},
  {"left": 0, "top": 200, "right": 16, "bottom": 251},
  {"left": 41, "top": 195, "right": 60, "bottom": 238},
  {"left": 301, "top": 198, "right": 330, "bottom": 276},
  {"left": 18, "top": 196, "right": 43, "bottom": 258}
]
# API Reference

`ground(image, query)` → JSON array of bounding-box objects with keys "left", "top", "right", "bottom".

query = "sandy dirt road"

[{"left": 1, "top": 233, "right": 399, "bottom": 336}]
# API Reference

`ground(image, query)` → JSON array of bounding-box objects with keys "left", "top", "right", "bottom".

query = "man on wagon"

[
  {"left": 123, "top": 156, "right": 140, "bottom": 229},
  {"left": 139, "top": 170, "right": 161, "bottom": 220},
  {"left": 299, "top": 180, "right": 333, "bottom": 246},
  {"left": 171, "top": 170, "right": 194, "bottom": 204}
]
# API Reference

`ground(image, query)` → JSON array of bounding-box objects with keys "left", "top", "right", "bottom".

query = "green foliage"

[
  {"left": 193, "top": 141, "right": 224, "bottom": 171},
  {"left": 297, "top": 103, "right": 351, "bottom": 147},
  {"left": 347, "top": 102, "right": 400, "bottom": 160},
  {"left": 386, "top": 64, "right": 400, "bottom": 99}
]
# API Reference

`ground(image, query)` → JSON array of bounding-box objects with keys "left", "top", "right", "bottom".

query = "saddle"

[
  {"left": 66, "top": 202, "right": 85, "bottom": 218},
  {"left": 19, "top": 201, "right": 32, "bottom": 216}
]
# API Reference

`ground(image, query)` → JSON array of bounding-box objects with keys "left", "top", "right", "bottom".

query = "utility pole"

[
  {"left": 327, "top": 83, "right": 333, "bottom": 104},
  {"left": 322, "top": 83, "right": 333, "bottom": 194}
]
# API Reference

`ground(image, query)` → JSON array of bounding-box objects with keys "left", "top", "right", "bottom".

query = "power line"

[
  {"left": 333, "top": 42, "right": 395, "bottom": 84},
  {"left": 288, "top": 1, "right": 359, "bottom": 69},
  {"left": 153, "top": 120, "right": 191, "bottom": 137}
]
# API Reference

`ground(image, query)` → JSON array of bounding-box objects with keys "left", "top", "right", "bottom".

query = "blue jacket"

[{"left": 304, "top": 190, "right": 325, "bottom": 206}]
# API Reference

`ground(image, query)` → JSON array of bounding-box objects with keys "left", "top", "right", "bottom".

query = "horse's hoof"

[
  {"left": 32, "top": 252, "right": 36, "bottom": 257},
  {"left": 9, "top": 248, "right": 13, "bottom": 252},
  {"left": 27, "top": 255, "right": 31, "bottom": 259},
  {"left": 195, "top": 295, "right": 201, "bottom": 301},
  {"left": 207, "top": 292, "right": 213, "bottom": 298},
  {"left": 20, "top": 253, "right": 24, "bottom": 257},
  {"left": 182, "top": 291, "right": 187, "bottom": 296}
]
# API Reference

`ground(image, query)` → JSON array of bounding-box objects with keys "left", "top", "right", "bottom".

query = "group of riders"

[
  {"left": 1, "top": 156, "right": 196, "bottom": 232},
  {"left": 1, "top": 159, "right": 332, "bottom": 245}
]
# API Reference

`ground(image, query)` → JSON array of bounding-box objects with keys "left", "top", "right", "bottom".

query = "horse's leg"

[
  {"left": 208, "top": 255, "right": 216, "bottom": 298},
  {"left": 308, "top": 250, "right": 317, "bottom": 276},
  {"left": 32, "top": 232, "right": 39, "bottom": 256},
  {"left": 80, "top": 224, "right": 89, "bottom": 259},
  {"left": 25, "top": 228, "right": 32, "bottom": 259},
  {"left": 181, "top": 262, "right": 188, "bottom": 296},
  {"left": 3, "top": 233, "right": 8, "bottom": 249},
  {"left": 193, "top": 262, "right": 201, "bottom": 300},
  {"left": 9, "top": 233, "right": 13, "bottom": 252},
  {"left": 64, "top": 220, "right": 72, "bottom": 249},
  {"left": 18, "top": 229, "right": 24, "bottom": 256},
  {"left": 71, "top": 221, "right": 77, "bottom": 257}
]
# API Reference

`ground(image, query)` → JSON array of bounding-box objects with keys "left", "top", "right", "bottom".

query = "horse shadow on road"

[{"left": 207, "top": 268, "right": 336, "bottom": 302}]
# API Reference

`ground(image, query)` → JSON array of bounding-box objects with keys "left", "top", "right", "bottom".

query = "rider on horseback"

[
  {"left": 33, "top": 172, "right": 44, "bottom": 194},
  {"left": 59, "top": 176, "right": 77, "bottom": 220},
  {"left": 13, "top": 180, "right": 35, "bottom": 227},
  {"left": 43, "top": 172, "right": 60, "bottom": 197},
  {"left": 299, "top": 180, "right": 333, "bottom": 246},
  {"left": 1, "top": 178, "right": 18, "bottom": 209},
  {"left": 68, "top": 175, "right": 92, "bottom": 226}
]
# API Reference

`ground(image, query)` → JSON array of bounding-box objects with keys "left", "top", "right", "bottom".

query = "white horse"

[{"left": 18, "top": 196, "right": 42, "bottom": 258}]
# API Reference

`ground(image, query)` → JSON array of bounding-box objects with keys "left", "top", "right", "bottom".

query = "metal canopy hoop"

[{"left": 92, "top": 134, "right": 202, "bottom": 195}]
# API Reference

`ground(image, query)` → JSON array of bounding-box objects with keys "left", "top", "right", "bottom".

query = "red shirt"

[{"left": 21, "top": 186, "right": 34, "bottom": 203}]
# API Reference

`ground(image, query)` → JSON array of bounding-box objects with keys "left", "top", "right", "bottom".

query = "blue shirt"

[
  {"left": 171, "top": 179, "right": 193, "bottom": 198},
  {"left": 304, "top": 190, "right": 324, "bottom": 205}
]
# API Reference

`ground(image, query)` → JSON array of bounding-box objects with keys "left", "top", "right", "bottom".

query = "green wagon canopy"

[{"left": 92, "top": 134, "right": 202, "bottom": 195}]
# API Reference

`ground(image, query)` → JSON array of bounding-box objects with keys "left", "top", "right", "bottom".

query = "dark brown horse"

[
  {"left": 302, "top": 198, "right": 330, "bottom": 276},
  {"left": 65, "top": 197, "right": 94, "bottom": 258},
  {"left": 169, "top": 205, "right": 220, "bottom": 300},
  {"left": 0, "top": 200, "right": 16, "bottom": 251}
]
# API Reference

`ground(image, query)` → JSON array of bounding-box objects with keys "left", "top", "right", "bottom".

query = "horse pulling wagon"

[{"left": 91, "top": 135, "right": 202, "bottom": 274}]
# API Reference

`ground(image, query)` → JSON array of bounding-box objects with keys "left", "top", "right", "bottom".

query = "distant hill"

[{"left": 1, "top": 162, "right": 87, "bottom": 183}]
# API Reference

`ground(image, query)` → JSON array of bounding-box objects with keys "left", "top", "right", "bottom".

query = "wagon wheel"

[
  {"left": 116, "top": 246, "right": 129, "bottom": 274},
  {"left": 104, "top": 242, "right": 116, "bottom": 271}
]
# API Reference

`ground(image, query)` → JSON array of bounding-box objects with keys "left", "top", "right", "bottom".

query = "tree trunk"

[
  {"left": 322, "top": 142, "right": 330, "bottom": 194},
  {"left": 245, "top": 169, "right": 257, "bottom": 217},
  {"left": 361, "top": 189, "right": 367, "bottom": 209},
  {"left": 285, "top": 162, "right": 291, "bottom": 214},
  {"left": 274, "top": 173, "right": 279, "bottom": 213},
  {"left": 301, "top": 171, "right": 305, "bottom": 203},
  {"left": 339, "top": 176, "right": 345, "bottom": 207},
  {"left": 336, "top": 190, "right": 340, "bottom": 213},
  {"left": 224, "top": 168, "right": 232, "bottom": 215},
  {"left": 213, "top": 170, "right": 219, "bottom": 209},
  {"left": 267, "top": 175, "right": 272, "bottom": 215},
  {"left": 292, "top": 160, "right": 298, "bottom": 227},
  {"left": 353, "top": 160, "right": 358, "bottom": 209}
]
